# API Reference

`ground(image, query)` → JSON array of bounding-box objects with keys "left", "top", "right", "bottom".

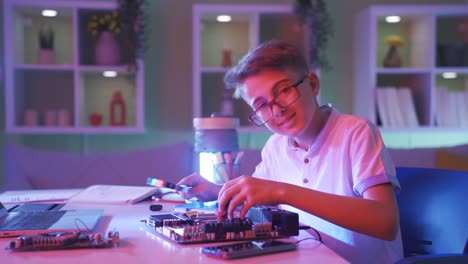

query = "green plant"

[
  {"left": 39, "top": 23, "right": 54, "bottom": 50},
  {"left": 294, "top": 0, "right": 334, "bottom": 70},
  {"left": 118, "top": 0, "right": 148, "bottom": 64}
]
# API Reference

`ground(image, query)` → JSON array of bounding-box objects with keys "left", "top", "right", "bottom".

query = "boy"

[{"left": 177, "top": 40, "right": 403, "bottom": 263}]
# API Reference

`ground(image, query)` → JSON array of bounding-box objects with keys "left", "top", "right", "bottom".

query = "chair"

[{"left": 395, "top": 167, "right": 468, "bottom": 264}]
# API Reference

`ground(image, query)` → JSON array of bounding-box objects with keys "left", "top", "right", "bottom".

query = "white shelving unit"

[
  {"left": 354, "top": 5, "right": 468, "bottom": 133},
  {"left": 192, "top": 4, "right": 307, "bottom": 132},
  {"left": 3, "top": 0, "right": 144, "bottom": 134}
]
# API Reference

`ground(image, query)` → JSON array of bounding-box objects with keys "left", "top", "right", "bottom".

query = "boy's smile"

[{"left": 240, "top": 70, "right": 324, "bottom": 148}]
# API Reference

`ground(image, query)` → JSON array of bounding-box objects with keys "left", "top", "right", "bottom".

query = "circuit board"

[
  {"left": 144, "top": 206, "right": 299, "bottom": 244},
  {"left": 5, "top": 231, "right": 119, "bottom": 251}
]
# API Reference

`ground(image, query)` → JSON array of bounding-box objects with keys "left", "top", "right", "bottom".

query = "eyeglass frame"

[{"left": 248, "top": 75, "right": 307, "bottom": 126}]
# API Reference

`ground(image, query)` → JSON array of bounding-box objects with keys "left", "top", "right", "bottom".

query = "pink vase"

[
  {"left": 38, "top": 49, "right": 55, "bottom": 64},
  {"left": 95, "top": 31, "right": 120, "bottom": 65}
]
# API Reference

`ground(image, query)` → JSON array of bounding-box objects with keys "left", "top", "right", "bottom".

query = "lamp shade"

[{"left": 193, "top": 117, "right": 239, "bottom": 153}]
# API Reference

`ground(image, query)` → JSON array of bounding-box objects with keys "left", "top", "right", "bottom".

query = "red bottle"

[{"left": 110, "top": 91, "right": 126, "bottom": 126}]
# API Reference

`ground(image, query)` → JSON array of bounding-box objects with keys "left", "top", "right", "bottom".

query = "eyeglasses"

[{"left": 248, "top": 76, "right": 307, "bottom": 126}]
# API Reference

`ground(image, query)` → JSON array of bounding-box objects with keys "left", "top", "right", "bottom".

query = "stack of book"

[
  {"left": 435, "top": 87, "right": 468, "bottom": 128},
  {"left": 376, "top": 86, "right": 419, "bottom": 128}
]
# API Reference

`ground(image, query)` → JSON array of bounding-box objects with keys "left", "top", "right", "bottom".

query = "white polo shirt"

[{"left": 253, "top": 106, "right": 403, "bottom": 264}]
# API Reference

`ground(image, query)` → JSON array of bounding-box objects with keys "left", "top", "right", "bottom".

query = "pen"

[
  {"left": 146, "top": 178, "right": 176, "bottom": 189},
  {"left": 176, "top": 184, "right": 193, "bottom": 193},
  {"left": 215, "top": 152, "right": 224, "bottom": 164},
  {"left": 222, "top": 152, "right": 233, "bottom": 164},
  {"left": 234, "top": 151, "right": 244, "bottom": 164}
]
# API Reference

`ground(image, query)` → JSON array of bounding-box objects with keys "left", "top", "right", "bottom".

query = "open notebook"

[{"left": 0, "top": 201, "right": 103, "bottom": 238}]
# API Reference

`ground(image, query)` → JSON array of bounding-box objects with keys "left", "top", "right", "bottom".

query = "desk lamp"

[{"left": 193, "top": 115, "right": 240, "bottom": 184}]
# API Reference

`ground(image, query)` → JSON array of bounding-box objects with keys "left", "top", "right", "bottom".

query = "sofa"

[{"left": 1, "top": 141, "right": 467, "bottom": 192}]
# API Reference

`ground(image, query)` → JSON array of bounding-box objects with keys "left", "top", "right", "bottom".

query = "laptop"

[{"left": 0, "top": 202, "right": 103, "bottom": 237}]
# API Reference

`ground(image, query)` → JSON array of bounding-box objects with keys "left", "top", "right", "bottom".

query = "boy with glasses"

[{"left": 177, "top": 39, "right": 403, "bottom": 263}]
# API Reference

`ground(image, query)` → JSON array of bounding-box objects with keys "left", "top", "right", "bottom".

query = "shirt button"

[
  {"left": 304, "top": 158, "right": 309, "bottom": 163},
  {"left": 303, "top": 179, "right": 309, "bottom": 184}
]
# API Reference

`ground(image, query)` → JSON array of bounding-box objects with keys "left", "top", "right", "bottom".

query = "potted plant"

[
  {"left": 88, "top": 11, "right": 123, "bottom": 65},
  {"left": 294, "top": 0, "right": 333, "bottom": 70},
  {"left": 38, "top": 23, "right": 55, "bottom": 64},
  {"left": 383, "top": 35, "right": 404, "bottom": 67}
]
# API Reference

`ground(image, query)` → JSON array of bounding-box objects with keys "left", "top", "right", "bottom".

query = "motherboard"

[{"left": 144, "top": 206, "right": 299, "bottom": 244}]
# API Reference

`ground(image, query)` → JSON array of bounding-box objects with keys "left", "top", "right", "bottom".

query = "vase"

[
  {"left": 383, "top": 45, "right": 402, "bottom": 67},
  {"left": 110, "top": 91, "right": 126, "bottom": 126},
  {"left": 95, "top": 31, "right": 120, "bottom": 65},
  {"left": 38, "top": 49, "right": 55, "bottom": 64}
]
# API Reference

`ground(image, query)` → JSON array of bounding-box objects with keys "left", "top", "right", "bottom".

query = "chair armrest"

[{"left": 395, "top": 254, "right": 468, "bottom": 264}]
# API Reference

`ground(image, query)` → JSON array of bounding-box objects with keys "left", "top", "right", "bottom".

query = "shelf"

[
  {"left": 192, "top": 4, "right": 306, "bottom": 130},
  {"left": 201, "top": 67, "right": 231, "bottom": 73},
  {"left": 8, "top": 126, "right": 144, "bottom": 134},
  {"left": 3, "top": 0, "right": 144, "bottom": 134},
  {"left": 376, "top": 68, "right": 431, "bottom": 74},
  {"left": 354, "top": 5, "right": 468, "bottom": 131},
  {"left": 15, "top": 64, "right": 75, "bottom": 71}
]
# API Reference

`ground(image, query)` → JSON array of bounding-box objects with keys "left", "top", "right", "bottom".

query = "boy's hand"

[
  {"left": 176, "top": 173, "right": 221, "bottom": 202},
  {"left": 217, "top": 176, "right": 283, "bottom": 219}
]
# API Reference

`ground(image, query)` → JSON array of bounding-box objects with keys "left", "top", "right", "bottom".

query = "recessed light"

[
  {"left": 41, "top": 10, "right": 57, "bottom": 17},
  {"left": 385, "top": 16, "right": 400, "bottom": 23},
  {"left": 217, "top": 15, "right": 231, "bottom": 23},
  {"left": 103, "top": 71, "right": 118, "bottom": 78},
  {"left": 442, "top": 72, "right": 457, "bottom": 79}
]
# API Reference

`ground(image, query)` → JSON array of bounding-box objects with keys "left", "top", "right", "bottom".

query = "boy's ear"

[{"left": 307, "top": 72, "right": 320, "bottom": 96}]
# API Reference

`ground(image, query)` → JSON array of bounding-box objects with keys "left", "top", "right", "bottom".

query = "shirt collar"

[{"left": 287, "top": 104, "right": 334, "bottom": 152}]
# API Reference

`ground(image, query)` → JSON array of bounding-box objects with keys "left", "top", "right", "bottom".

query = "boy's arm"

[{"left": 280, "top": 182, "right": 399, "bottom": 241}]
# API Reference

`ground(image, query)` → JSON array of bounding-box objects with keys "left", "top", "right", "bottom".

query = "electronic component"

[
  {"left": 201, "top": 240, "right": 297, "bottom": 259},
  {"left": 247, "top": 206, "right": 299, "bottom": 236},
  {"left": 150, "top": 204, "right": 163, "bottom": 211},
  {"left": 145, "top": 206, "right": 299, "bottom": 244},
  {"left": 5, "top": 231, "right": 119, "bottom": 251}
]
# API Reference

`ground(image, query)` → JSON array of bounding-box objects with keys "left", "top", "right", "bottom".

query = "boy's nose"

[{"left": 272, "top": 103, "right": 287, "bottom": 117}]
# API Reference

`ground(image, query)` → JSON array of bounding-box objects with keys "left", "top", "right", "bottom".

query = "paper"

[
  {"left": 67, "top": 185, "right": 162, "bottom": 204},
  {"left": 0, "top": 189, "right": 82, "bottom": 204}
]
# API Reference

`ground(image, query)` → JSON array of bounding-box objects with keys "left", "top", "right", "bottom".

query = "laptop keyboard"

[{"left": 0, "top": 211, "right": 66, "bottom": 230}]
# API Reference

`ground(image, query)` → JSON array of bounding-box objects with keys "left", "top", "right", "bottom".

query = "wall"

[{"left": 1, "top": 0, "right": 467, "bottom": 184}]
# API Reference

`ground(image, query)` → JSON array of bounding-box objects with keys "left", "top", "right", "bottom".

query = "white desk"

[{"left": 0, "top": 201, "right": 349, "bottom": 264}]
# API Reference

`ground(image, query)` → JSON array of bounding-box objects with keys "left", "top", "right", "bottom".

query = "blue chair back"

[{"left": 396, "top": 167, "right": 468, "bottom": 257}]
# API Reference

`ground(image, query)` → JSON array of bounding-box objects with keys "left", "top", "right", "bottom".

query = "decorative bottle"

[{"left": 110, "top": 91, "right": 126, "bottom": 126}]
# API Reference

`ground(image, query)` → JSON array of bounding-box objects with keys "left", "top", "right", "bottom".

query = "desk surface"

[{"left": 0, "top": 201, "right": 349, "bottom": 264}]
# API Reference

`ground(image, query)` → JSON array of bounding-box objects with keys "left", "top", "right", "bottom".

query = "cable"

[{"left": 296, "top": 225, "right": 322, "bottom": 244}]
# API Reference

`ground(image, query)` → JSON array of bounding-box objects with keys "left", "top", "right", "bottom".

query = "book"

[
  {"left": 397, "top": 87, "right": 419, "bottom": 127},
  {"left": 380, "top": 87, "right": 404, "bottom": 128},
  {"left": 435, "top": 87, "right": 449, "bottom": 127},
  {"left": 0, "top": 189, "right": 82, "bottom": 204},
  {"left": 455, "top": 91, "right": 467, "bottom": 127},
  {"left": 67, "top": 185, "right": 163, "bottom": 204},
  {"left": 376, "top": 87, "right": 391, "bottom": 127},
  {"left": 447, "top": 91, "right": 459, "bottom": 127}
]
